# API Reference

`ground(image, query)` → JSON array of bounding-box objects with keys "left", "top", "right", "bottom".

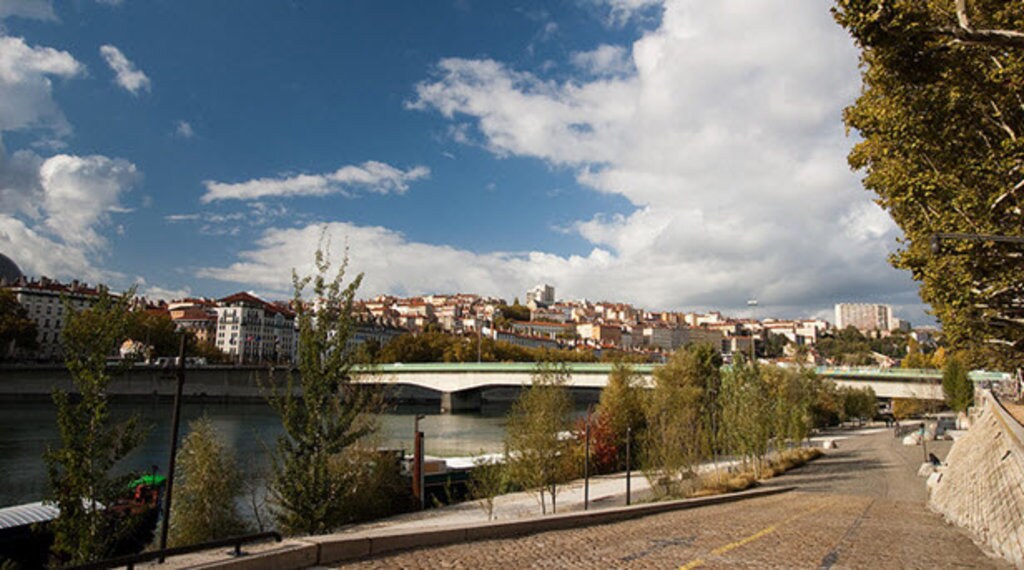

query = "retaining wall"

[{"left": 929, "top": 391, "right": 1024, "bottom": 568}]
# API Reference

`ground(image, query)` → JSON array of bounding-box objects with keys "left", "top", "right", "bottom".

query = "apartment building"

[
  {"left": 214, "top": 292, "right": 296, "bottom": 364},
  {"left": 834, "top": 303, "right": 902, "bottom": 333},
  {"left": 6, "top": 277, "right": 100, "bottom": 360}
]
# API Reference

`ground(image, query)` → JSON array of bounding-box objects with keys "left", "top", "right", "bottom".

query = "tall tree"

[
  {"left": 45, "top": 288, "right": 146, "bottom": 565},
  {"left": 596, "top": 361, "right": 646, "bottom": 468},
  {"left": 505, "top": 362, "right": 574, "bottom": 514},
  {"left": 265, "top": 247, "right": 380, "bottom": 535},
  {"left": 942, "top": 354, "right": 975, "bottom": 412},
  {"left": 720, "top": 357, "right": 772, "bottom": 477},
  {"left": 833, "top": 0, "right": 1024, "bottom": 371},
  {"left": 0, "top": 288, "right": 37, "bottom": 358},
  {"left": 642, "top": 344, "right": 719, "bottom": 498}
]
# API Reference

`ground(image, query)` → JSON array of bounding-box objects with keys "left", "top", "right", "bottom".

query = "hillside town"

[{"left": 1, "top": 258, "right": 934, "bottom": 367}]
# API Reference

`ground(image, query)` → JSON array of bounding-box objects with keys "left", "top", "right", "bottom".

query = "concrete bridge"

[
  {"left": 0, "top": 362, "right": 1011, "bottom": 411},
  {"left": 359, "top": 363, "right": 1013, "bottom": 412}
]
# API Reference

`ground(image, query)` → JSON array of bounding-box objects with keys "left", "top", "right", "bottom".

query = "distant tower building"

[
  {"left": 834, "top": 303, "right": 901, "bottom": 333},
  {"left": 526, "top": 284, "right": 555, "bottom": 308}
]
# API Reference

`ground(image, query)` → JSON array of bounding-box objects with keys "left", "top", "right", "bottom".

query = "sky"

[{"left": 0, "top": 0, "right": 930, "bottom": 324}]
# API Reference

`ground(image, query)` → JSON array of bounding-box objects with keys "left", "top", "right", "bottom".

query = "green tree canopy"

[
  {"left": 833, "top": 0, "right": 1024, "bottom": 370},
  {"left": 265, "top": 248, "right": 381, "bottom": 535}
]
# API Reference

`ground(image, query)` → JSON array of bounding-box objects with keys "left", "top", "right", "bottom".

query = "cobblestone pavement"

[{"left": 333, "top": 431, "right": 1010, "bottom": 569}]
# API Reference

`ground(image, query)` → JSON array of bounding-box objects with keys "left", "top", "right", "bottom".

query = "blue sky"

[{"left": 0, "top": 0, "right": 929, "bottom": 323}]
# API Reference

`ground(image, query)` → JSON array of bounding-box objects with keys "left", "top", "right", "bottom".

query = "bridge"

[
  {"left": 355, "top": 362, "right": 1014, "bottom": 412},
  {"left": 0, "top": 362, "right": 1011, "bottom": 411}
]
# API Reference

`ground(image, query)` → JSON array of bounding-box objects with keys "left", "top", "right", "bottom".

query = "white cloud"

[
  {"left": 399, "top": 0, "right": 924, "bottom": 318},
  {"left": 38, "top": 153, "right": 139, "bottom": 248},
  {"left": 174, "top": 120, "right": 194, "bottom": 138},
  {"left": 0, "top": 215, "right": 116, "bottom": 281},
  {"left": 0, "top": 36, "right": 83, "bottom": 135},
  {"left": 0, "top": 140, "right": 138, "bottom": 279},
  {"left": 0, "top": 0, "right": 55, "bottom": 20},
  {"left": 134, "top": 278, "right": 191, "bottom": 301},
  {"left": 201, "top": 161, "right": 430, "bottom": 203},
  {"left": 571, "top": 45, "right": 633, "bottom": 76},
  {"left": 99, "top": 44, "right": 150, "bottom": 95},
  {"left": 201, "top": 0, "right": 926, "bottom": 322}
]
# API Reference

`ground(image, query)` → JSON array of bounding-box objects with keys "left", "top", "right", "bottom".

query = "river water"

[{"left": 0, "top": 400, "right": 518, "bottom": 508}]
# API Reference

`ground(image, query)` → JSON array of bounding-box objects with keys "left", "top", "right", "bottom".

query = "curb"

[{"left": 188, "top": 485, "right": 795, "bottom": 569}]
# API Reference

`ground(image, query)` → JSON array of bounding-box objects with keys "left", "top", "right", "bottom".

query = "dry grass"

[{"left": 691, "top": 447, "right": 824, "bottom": 497}]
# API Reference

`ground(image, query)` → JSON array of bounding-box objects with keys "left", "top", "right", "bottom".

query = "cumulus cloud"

[
  {"left": 0, "top": 36, "right": 83, "bottom": 135},
  {"left": 206, "top": 0, "right": 922, "bottom": 321},
  {"left": 201, "top": 161, "right": 430, "bottom": 203},
  {"left": 0, "top": 140, "right": 138, "bottom": 279},
  {"left": 99, "top": 44, "right": 151, "bottom": 95},
  {"left": 38, "top": 154, "right": 139, "bottom": 248}
]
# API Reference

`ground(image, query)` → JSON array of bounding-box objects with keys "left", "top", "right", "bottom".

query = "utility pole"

[{"left": 158, "top": 335, "right": 186, "bottom": 561}]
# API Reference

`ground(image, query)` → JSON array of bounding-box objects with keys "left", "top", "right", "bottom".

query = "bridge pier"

[{"left": 440, "top": 389, "right": 482, "bottom": 414}]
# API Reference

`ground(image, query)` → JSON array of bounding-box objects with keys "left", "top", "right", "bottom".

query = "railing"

[{"left": 65, "top": 531, "right": 282, "bottom": 570}]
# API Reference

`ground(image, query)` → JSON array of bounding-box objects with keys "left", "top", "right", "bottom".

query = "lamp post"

[
  {"left": 625, "top": 426, "right": 632, "bottom": 506},
  {"left": 584, "top": 410, "right": 591, "bottom": 511},
  {"left": 413, "top": 414, "right": 426, "bottom": 510},
  {"left": 158, "top": 334, "right": 187, "bottom": 561}
]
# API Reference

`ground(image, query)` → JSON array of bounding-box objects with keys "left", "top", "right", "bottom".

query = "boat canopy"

[{"left": 0, "top": 502, "right": 58, "bottom": 531}]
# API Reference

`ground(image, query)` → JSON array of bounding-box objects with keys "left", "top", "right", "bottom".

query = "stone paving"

[{"left": 332, "top": 431, "right": 1009, "bottom": 569}]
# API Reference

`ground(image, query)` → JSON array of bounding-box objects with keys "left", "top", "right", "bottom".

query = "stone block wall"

[{"left": 929, "top": 391, "right": 1024, "bottom": 568}]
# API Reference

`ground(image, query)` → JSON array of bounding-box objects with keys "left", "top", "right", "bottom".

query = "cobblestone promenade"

[{"left": 334, "top": 431, "right": 1009, "bottom": 569}]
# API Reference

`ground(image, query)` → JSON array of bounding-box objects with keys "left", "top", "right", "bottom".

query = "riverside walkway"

[{"left": 331, "top": 429, "right": 1006, "bottom": 569}]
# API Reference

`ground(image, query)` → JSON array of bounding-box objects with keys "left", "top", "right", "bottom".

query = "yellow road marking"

[{"left": 678, "top": 502, "right": 830, "bottom": 569}]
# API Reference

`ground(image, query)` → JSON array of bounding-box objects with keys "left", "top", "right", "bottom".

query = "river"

[{"left": 0, "top": 400, "right": 521, "bottom": 508}]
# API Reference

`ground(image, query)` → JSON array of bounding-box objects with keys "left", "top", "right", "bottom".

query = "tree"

[
  {"left": 125, "top": 310, "right": 179, "bottom": 358},
  {"left": 467, "top": 456, "right": 507, "bottom": 521},
  {"left": 169, "top": 416, "right": 249, "bottom": 546},
  {"left": 596, "top": 361, "right": 646, "bottom": 468},
  {"left": 838, "top": 386, "right": 878, "bottom": 422},
  {"left": 942, "top": 354, "right": 975, "bottom": 412},
  {"left": 833, "top": 1, "right": 1024, "bottom": 371},
  {"left": 265, "top": 247, "right": 381, "bottom": 535},
  {"left": 504, "top": 363, "right": 574, "bottom": 514},
  {"left": 642, "top": 345, "right": 719, "bottom": 498},
  {"left": 0, "top": 288, "right": 36, "bottom": 358},
  {"left": 45, "top": 287, "right": 146, "bottom": 565},
  {"left": 720, "top": 357, "right": 772, "bottom": 477}
]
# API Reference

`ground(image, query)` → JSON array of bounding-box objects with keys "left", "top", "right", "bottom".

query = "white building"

[
  {"left": 834, "top": 303, "right": 902, "bottom": 333},
  {"left": 526, "top": 284, "right": 555, "bottom": 308},
  {"left": 214, "top": 292, "right": 296, "bottom": 364},
  {"left": 6, "top": 278, "right": 99, "bottom": 360}
]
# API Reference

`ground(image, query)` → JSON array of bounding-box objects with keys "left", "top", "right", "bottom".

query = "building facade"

[
  {"left": 834, "top": 303, "right": 899, "bottom": 333},
  {"left": 214, "top": 292, "right": 296, "bottom": 364},
  {"left": 6, "top": 278, "right": 99, "bottom": 360}
]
